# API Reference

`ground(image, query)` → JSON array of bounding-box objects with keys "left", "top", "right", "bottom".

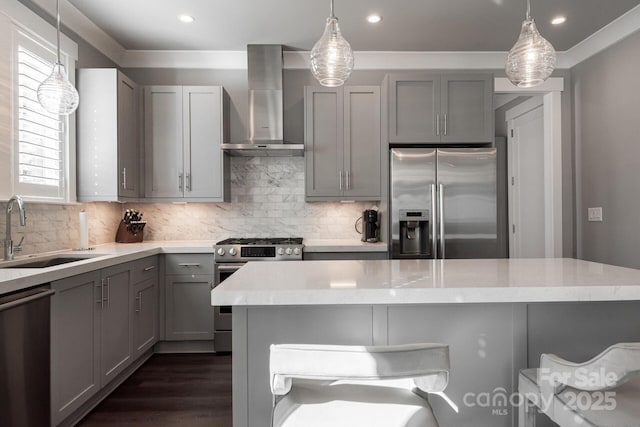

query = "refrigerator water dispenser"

[{"left": 399, "top": 210, "right": 430, "bottom": 256}]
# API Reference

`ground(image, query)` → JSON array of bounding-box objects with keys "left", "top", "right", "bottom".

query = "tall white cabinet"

[
  {"left": 77, "top": 69, "right": 140, "bottom": 201},
  {"left": 144, "top": 85, "right": 230, "bottom": 202}
]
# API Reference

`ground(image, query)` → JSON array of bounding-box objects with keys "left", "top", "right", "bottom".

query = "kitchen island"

[{"left": 211, "top": 258, "right": 640, "bottom": 427}]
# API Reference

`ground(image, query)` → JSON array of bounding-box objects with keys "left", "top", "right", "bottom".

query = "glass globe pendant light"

[
  {"left": 37, "top": 0, "right": 79, "bottom": 115},
  {"left": 505, "top": 0, "right": 556, "bottom": 88},
  {"left": 310, "top": 0, "right": 354, "bottom": 87}
]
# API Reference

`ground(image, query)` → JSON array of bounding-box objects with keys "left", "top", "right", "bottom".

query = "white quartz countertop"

[
  {"left": 302, "top": 239, "right": 387, "bottom": 253},
  {"left": 210, "top": 258, "right": 640, "bottom": 306},
  {"left": 0, "top": 241, "right": 217, "bottom": 295}
]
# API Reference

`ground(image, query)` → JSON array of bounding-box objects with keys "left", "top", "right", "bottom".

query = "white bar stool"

[
  {"left": 269, "top": 343, "right": 450, "bottom": 427},
  {"left": 519, "top": 342, "right": 640, "bottom": 426}
]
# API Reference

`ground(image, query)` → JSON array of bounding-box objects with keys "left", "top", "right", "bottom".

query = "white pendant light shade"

[
  {"left": 506, "top": 0, "right": 556, "bottom": 88},
  {"left": 38, "top": 63, "right": 79, "bottom": 115},
  {"left": 310, "top": 1, "right": 354, "bottom": 87},
  {"left": 37, "top": 0, "right": 79, "bottom": 115}
]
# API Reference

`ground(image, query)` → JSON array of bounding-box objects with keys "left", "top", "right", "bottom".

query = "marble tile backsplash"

[
  {"left": 0, "top": 202, "right": 121, "bottom": 256},
  {"left": 126, "top": 157, "right": 374, "bottom": 241},
  {"left": 0, "top": 157, "right": 376, "bottom": 256}
]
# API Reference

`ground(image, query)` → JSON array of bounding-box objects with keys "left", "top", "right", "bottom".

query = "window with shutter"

[{"left": 13, "top": 30, "right": 71, "bottom": 201}]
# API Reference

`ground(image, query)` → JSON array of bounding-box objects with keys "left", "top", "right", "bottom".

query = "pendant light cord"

[
  {"left": 329, "top": 0, "right": 335, "bottom": 19},
  {"left": 55, "top": 0, "right": 62, "bottom": 64},
  {"left": 526, "top": 0, "right": 531, "bottom": 20}
]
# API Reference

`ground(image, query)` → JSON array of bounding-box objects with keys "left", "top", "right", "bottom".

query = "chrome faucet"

[{"left": 5, "top": 195, "right": 26, "bottom": 261}]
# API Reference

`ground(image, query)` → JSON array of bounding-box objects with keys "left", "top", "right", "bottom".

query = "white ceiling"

[{"left": 61, "top": 0, "right": 640, "bottom": 52}]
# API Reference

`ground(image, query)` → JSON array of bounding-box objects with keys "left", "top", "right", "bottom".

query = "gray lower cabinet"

[
  {"left": 51, "top": 261, "right": 142, "bottom": 426},
  {"left": 305, "top": 85, "right": 381, "bottom": 201},
  {"left": 132, "top": 256, "right": 159, "bottom": 358},
  {"left": 100, "top": 264, "right": 133, "bottom": 386},
  {"left": 165, "top": 254, "right": 214, "bottom": 341},
  {"left": 51, "top": 271, "right": 101, "bottom": 426},
  {"left": 387, "top": 72, "right": 494, "bottom": 143}
]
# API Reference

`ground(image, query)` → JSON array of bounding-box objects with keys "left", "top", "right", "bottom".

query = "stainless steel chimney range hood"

[{"left": 221, "top": 45, "right": 304, "bottom": 157}]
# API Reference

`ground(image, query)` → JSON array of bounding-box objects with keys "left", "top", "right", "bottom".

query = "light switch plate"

[{"left": 588, "top": 207, "right": 603, "bottom": 222}]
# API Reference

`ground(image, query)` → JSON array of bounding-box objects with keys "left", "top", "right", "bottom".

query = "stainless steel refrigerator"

[{"left": 390, "top": 147, "right": 499, "bottom": 259}]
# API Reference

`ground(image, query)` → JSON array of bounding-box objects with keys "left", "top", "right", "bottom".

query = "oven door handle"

[{"left": 216, "top": 265, "right": 244, "bottom": 272}]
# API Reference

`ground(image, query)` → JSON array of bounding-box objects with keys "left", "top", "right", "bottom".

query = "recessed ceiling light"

[
  {"left": 551, "top": 16, "right": 566, "bottom": 25},
  {"left": 367, "top": 14, "right": 383, "bottom": 24},
  {"left": 178, "top": 14, "right": 195, "bottom": 23}
]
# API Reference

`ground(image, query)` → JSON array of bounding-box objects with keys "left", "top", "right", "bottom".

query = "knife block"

[{"left": 115, "top": 220, "right": 146, "bottom": 243}]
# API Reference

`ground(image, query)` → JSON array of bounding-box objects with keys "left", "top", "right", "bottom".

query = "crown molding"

[
  {"left": 29, "top": 0, "right": 126, "bottom": 65},
  {"left": 561, "top": 4, "right": 640, "bottom": 68},
  {"left": 25, "top": 1, "right": 640, "bottom": 70}
]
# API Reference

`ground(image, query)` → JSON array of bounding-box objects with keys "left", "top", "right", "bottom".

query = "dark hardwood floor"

[{"left": 78, "top": 354, "right": 232, "bottom": 427}]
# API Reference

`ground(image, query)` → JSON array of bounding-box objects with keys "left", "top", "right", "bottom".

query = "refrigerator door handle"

[
  {"left": 431, "top": 184, "right": 437, "bottom": 258},
  {"left": 439, "top": 183, "right": 445, "bottom": 259}
]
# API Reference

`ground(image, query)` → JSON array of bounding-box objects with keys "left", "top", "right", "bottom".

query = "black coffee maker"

[{"left": 361, "top": 209, "right": 380, "bottom": 243}]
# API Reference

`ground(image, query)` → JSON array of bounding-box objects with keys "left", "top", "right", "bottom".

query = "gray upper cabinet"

[
  {"left": 388, "top": 73, "right": 494, "bottom": 144},
  {"left": 305, "top": 86, "right": 381, "bottom": 201},
  {"left": 77, "top": 69, "right": 140, "bottom": 201},
  {"left": 144, "top": 85, "right": 230, "bottom": 202}
]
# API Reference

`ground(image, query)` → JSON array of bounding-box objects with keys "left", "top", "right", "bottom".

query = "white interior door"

[{"left": 507, "top": 97, "right": 545, "bottom": 258}]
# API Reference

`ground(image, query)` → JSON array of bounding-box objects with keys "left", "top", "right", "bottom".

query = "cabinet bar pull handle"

[
  {"left": 436, "top": 113, "right": 440, "bottom": 136},
  {"left": 105, "top": 277, "right": 110, "bottom": 308},
  {"left": 179, "top": 173, "right": 184, "bottom": 191},
  {"left": 186, "top": 173, "right": 192, "bottom": 192},
  {"left": 122, "top": 167, "right": 127, "bottom": 190},
  {"left": 96, "top": 282, "right": 103, "bottom": 308},
  {"left": 439, "top": 183, "right": 445, "bottom": 259},
  {"left": 346, "top": 171, "right": 350, "bottom": 190},
  {"left": 443, "top": 113, "right": 448, "bottom": 136},
  {"left": 143, "top": 266, "right": 156, "bottom": 271},
  {"left": 339, "top": 171, "right": 343, "bottom": 191},
  {"left": 178, "top": 263, "right": 201, "bottom": 267},
  {"left": 431, "top": 184, "right": 437, "bottom": 259},
  {"left": 135, "top": 292, "right": 141, "bottom": 313}
]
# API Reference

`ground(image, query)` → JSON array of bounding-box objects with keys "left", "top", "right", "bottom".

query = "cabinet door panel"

[
  {"left": 183, "top": 86, "right": 224, "bottom": 199},
  {"left": 389, "top": 74, "right": 440, "bottom": 143},
  {"left": 117, "top": 74, "right": 139, "bottom": 198},
  {"left": 144, "top": 86, "right": 183, "bottom": 198},
  {"left": 344, "top": 86, "right": 381, "bottom": 199},
  {"left": 305, "top": 87, "right": 343, "bottom": 198},
  {"left": 100, "top": 266, "right": 132, "bottom": 386},
  {"left": 51, "top": 271, "right": 101, "bottom": 425},
  {"left": 133, "top": 278, "right": 158, "bottom": 357},
  {"left": 166, "top": 275, "right": 214, "bottom": 341},
  {"left": 441, "top": 74, "right": 494, "bottom": 143}
]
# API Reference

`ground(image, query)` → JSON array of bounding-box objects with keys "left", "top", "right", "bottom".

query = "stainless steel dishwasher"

[{"left": 0, "top": 287, "right": 55, "bottom": 427}]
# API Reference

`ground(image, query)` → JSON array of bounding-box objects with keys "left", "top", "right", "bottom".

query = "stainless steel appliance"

[
  {"left": 213, "top": 237, "right": 304, "bottom": 351},
  {"left": 0, "top": 286, "right": 55, "bottom": 427},
  {"left": 220, "top": 45, "right": 304, "bottom": 156},
  {"left": 391, "top": 148, "right": 498, "bottom": 259}
]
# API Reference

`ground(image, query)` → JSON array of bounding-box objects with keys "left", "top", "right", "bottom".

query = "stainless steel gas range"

[{"left": 213, "top": 237, "right": 304, "bottom": 352}]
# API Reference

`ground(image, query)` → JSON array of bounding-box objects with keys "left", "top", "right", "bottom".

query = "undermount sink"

[{"left": 0, "top": 254, "right": 99, "bottom": 269}]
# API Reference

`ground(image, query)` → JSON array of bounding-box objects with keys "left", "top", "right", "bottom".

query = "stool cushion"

[{"left": 273, "top": 382, "right": 439, "bottom": 427}]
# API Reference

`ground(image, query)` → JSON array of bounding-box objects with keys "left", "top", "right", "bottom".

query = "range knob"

[
  {"left": 278, "top": 247, "right": 285, "bottom": 256},
  {"left": 217, "top": 248, "right": 225, "bottom": 256},
  {"left": 293, "top": 247, "right": 301, "bottom": 256},
  {"left": 285, "top": 247, "right": 293, "bottom": 255},
  {"left": 229, "top": 247, "right": 237, "bottom": 256}
]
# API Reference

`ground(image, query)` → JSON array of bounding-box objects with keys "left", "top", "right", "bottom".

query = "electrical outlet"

[{"left": 588, "top": 207, "right": 603, "bottom": 222}]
